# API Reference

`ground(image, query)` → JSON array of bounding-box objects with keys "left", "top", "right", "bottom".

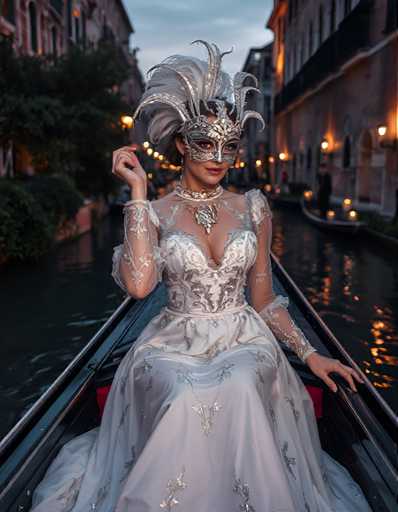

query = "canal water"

[{"left": 0, "top": 205, "right": 397, "bottom": 440}]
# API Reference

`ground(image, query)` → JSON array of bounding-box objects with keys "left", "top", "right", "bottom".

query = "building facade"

[
  {"left": 238, "top": 43, "right": 273, "bottom": 185},
  {"left": 266, "top": 0, "right": 398, "bottom": 215},
  {"left": 0, "top": 0, "right": 144, "bottom": 177}
]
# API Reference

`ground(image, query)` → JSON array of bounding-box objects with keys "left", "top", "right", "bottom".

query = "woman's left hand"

[{"left": 305, "top": 352, "right": 364, "bottom": 393}]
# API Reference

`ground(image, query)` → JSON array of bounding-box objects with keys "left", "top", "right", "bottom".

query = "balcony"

[{"left": 274, "top": 0, "right": 373, "bottom": 115}]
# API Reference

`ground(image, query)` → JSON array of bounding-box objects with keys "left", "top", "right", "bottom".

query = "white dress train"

[{"left": 30, "top": 188, "right": 371, "bottom": 512}]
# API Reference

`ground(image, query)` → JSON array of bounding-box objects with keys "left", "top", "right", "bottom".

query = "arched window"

[
  {"left": 308, "top": 21, "right": 314, "bottom": 56},
  {"left": 318, "top": 4, "right": 324, "bottom": 46},
  {"left": 28, "top": 2, "right": 38, "bottom": 54},
  {"left": 330, "top": 0, "right": 336, "bottom": 34},
  {"left": 2, "top": 0, "right": 15, "bottom": 24},
  {"left": 51, "top": 26, "right": 57, "bottom": 56},
  {"left": 306, "top": 147, "right": 312, "bottom": 169},
  {"left": 67, "top": 0, "right": 73, "bottom": 39},
  {"left": 343, "top": 136, "right": 351, "bottom": 168},
  {"left": 344, "top": 0, "right": 352, "bottom": 17},
  {"left": 82, "top": 10, "right": 87, "bottom": 47},
  {"left": 74, "top": 15, "right": 80, "bottom": 42}
]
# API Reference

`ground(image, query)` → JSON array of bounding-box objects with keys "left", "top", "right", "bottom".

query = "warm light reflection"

[
  {"left": 303, "top": 190, "right": 313, "bottom": 201},
  {"left": 326, "top": 210, "right": 335, "bottom": 220}
]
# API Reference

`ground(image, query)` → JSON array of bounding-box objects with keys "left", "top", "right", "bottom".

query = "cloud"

[{"left": 124, "top": 0, "right": 274, "bottom": 77}]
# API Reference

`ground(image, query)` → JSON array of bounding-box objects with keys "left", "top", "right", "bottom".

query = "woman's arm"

[
  {"left": 247, "top": 190, "right": 317, "bottom": 362},
  {"left": 111, "top": 198, "right": 164, "bottom": 298},
  {"left": 110, "top": 147, "right": 164, "bottom": 299},
  {"left": 247, "top": 189, "right": 364, "bottom": 392}
]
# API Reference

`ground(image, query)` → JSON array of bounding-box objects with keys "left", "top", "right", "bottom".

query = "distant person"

[
  {"left": 281, "top": 169, "right": 289, "bottom": 193},
  {"left": 317, "top": 163, "right": 332, "bottom": 219}
]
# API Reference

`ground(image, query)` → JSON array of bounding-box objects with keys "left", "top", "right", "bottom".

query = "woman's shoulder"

[{"left": 244, "top": 188, "right": 273, "bottom": 225}]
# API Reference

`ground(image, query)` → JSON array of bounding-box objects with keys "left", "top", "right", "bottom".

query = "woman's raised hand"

[{"left": 112, "top": 146, "right": 147, "bottom": 199}]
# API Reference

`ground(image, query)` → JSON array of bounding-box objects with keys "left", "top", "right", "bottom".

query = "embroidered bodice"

[{"left": 111, "top": 187, "right": 317, "bottom": 362}]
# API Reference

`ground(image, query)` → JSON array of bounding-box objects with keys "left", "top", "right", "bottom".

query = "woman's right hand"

[{"left": 112, "top": 146, "right": 147, "bottom": 198}]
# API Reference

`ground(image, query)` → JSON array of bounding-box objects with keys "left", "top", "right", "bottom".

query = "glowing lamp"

[
  {"left": 303, "top": 190, "right": 313, "bottom": 201},
  {"left": 255, "top": 159, "right": 262, "bottom": 167},
  {"left": 268, "top": 156, "right": 275, "bottom": 164},
  {"left": 147, "top": 148, "right": 153, "bottom": 156},
  {"left": 342, "top": 197, "right": 352, "bottom": 211},
  {"left": 321, "top": 138, "right": 329, "bottom": 151},
  {"left": 279, "top": 152, "right": 287, "bottom": 161},
  {"left": 120, "top": 115, "right": 133, "bottom": 129},
  {"left": 153, "top": 151, "right": 159, "bottom": 158},
  {"left": 143, "top": 141, "right": 150, "bottom": 149},
  {"left": 377, "top": 125, "right": 387, "bottom": 137},
  {"left": 348, "top": 209, "right": 358, "bottom": 221},
  {"left": 265, "top": 184, "right": 272, "bottom": 192},
  {"left": 326, "top": 210, "right": 335, "bottom": 220}
]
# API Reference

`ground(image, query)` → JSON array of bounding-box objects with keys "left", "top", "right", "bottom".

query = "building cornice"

[{"left": 266, "top": 0, "right": 287, "bottom": 30}]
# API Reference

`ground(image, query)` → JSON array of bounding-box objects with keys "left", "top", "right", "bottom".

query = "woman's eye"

[
  {"left": 225, "top": 143, "right": 238, "bottom": 152},
  {"left": 196, "top": 141, "right": 213, "bottom": 150}
]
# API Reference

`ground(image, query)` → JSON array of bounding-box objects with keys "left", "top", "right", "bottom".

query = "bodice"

[{"left": 158, "top": 227, "right": 258, "bottom": 314}]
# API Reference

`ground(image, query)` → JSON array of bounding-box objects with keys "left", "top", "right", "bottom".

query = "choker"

[{"left": 174, "top": 182, "right": 224, "bottom": 202}]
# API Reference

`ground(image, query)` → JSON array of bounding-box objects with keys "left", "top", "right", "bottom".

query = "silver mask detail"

[
  {"left": 180, "top": 101, "right": 241, "bottom": 164},
  {"left": 132, "top": 40, "right": 266, "bottom": 163}
]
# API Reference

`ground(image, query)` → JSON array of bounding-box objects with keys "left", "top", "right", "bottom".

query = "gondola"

[
  {"left": 0, "top": 255, "right": 396, "bottom": 511},
  {"left": 301, "top": 197, "right": 366, "bottom": 234},
  {"left": 269, "top": 193, "right": 301, "bottom": 210}
]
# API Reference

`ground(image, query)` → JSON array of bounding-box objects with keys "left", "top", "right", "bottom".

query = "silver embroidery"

[
  {"left": 216, "top": 363, "right": 235, "bottom": 383},
  {"left": 119, "top": 445, "right": 137, "bottom": 483},
  {"left": 89, "top": 480, "right": 110, "bottom": 510},
  {"left": 285, "top": 396, "right": 300, "bottom": 422},
  {"left": 56, "top": 475, "right": 83, "bottom": 511},
  {"left": 281, "top": 442, "right": 296, "bottom": 480},
  {"left": 233, "top": 477, "right": 256, "bottom": 512},
  {"left": 159, "top": 467, "right": 187, "bottom": 510},
  {"left": 192, "top": 401, "right": 222, "bottom": 435}
]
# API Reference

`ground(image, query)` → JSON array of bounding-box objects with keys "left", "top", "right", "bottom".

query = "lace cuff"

[
  {"left": 259, "top": 295, "right": 317, "bottom": 363},
  {"left": 111, "top": 199, "right": 165, "bottom": 297}
]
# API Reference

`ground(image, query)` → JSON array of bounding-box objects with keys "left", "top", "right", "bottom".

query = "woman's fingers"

[
  {"left": 321, "top": 372, "right": 337, "bottom": 393},
  {"left": 331, "top": 363, "right": 358, "bottom": 392}
]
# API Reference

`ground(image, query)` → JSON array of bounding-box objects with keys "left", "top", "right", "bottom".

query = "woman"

[{"left": 30, "top": 41, "right": 370, "bottom": 512}]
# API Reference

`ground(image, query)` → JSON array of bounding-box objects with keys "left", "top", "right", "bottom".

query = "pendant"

[{"left": 194, "top": 204, "right": 218, "bottom": 234}]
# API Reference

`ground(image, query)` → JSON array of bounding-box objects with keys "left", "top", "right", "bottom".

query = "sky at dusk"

[{"left": 124, "top": 0, "right": 275, "bottom": 79}]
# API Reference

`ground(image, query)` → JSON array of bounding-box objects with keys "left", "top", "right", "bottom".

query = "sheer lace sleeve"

[
  {"left": 246, "top": 189, "right": 317, "bottom": 363},
  {"left": 111, "top": 199, "right": 165, "bottom": 298}
]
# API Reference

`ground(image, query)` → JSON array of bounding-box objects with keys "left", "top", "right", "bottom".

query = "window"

[
  {"left": 330, "top": 0, "right": 336, "bottom": 34},
  {"left": 28, "top": 2, "right": 38, "bottom": 53},
  {"left": 343, "top": 136, "right": 351, "bottom": 168},
  {"left": 306, "top": 147, "right": 312, "bottom": 169},
  {"left": 308, "top": 21, "right": 314, "bottom": 56},
  {"left": 51, "top": 26, "right": 58, "bottom": 56},
  {"left": 344, "top": 0, "right": 352, "bottom": 17},
  {"left": 2, "top": 0, "right": 15, "bottom": 24},
  {"left": 67, "top": 0, "right": 73, "bottom": 39},
  {"left": 318, "top": 4, "right": 324, "bottom": 46}
]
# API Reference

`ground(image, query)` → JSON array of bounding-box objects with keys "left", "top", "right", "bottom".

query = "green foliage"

[
  {"left": 0, "top": 180, "right": 53, "bottom": 262},
  {"left": 0, "top": 37, "right": 133, "bottom": 198},
  {"left": 0, "top": 175, "right": 84, "bottom": 262},
  {"left": 23, "top": 174, "right": 84, "bottom": 230}
]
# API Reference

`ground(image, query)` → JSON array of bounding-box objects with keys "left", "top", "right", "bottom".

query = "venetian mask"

[{"left": 180, "top": 102, "right": 241, "bottom": 164}]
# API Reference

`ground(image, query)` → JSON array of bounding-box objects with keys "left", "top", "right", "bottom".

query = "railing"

[{"left": 275, "top": 0, "right": 374, "bottom": 115}]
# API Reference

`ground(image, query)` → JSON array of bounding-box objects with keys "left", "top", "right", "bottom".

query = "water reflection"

[
  {"left": 272, "top": 207, "right": 398, "bottom": 413},
  {"left": 0, "top": 215, "right": 125, "bottom": 439}
]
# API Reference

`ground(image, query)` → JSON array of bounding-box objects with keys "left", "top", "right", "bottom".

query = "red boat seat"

[{"left": 96, "top": 384, "right": 323, "bottom": 419}]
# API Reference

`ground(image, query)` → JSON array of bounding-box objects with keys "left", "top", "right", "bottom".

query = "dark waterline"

[{"left": 0, "top": 208, "right": 397, "bottom": 440}]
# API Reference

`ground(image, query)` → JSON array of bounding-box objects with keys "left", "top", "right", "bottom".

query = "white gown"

[{"left": 30, "top": 188, "right": 371, "bottom": 512}]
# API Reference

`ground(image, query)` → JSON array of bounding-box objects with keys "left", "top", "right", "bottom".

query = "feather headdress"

[{"left": 132, "top": 40, "right": 265, "bottom": 146}]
